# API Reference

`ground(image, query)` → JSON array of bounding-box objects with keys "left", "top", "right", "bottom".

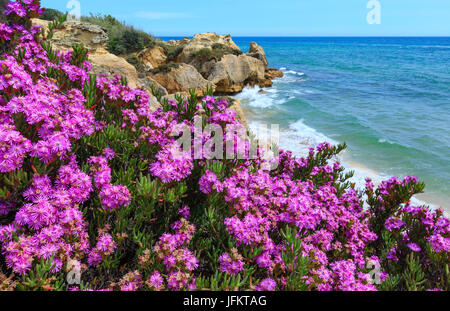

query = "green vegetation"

[
  {"left": 38, "top": 8, "right": 156, "bottom": 56},
  {"left": 158, "top": 43, "right": 186, "bottom": 62},
  {"left": 81, "top": 14, "right": 155, "bottom": 55},
  {"left": 149, "top": 62, "right": 180, "bottom": 75},
  {"left": 40, "top": 8, "right": 64, "bottom": 21},
  {"left": 125, "top": 55, "right": 145, "bottom": 72}
]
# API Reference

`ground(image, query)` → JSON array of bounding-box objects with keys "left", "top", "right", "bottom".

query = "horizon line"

[{"left": 157, "top": 35, "right": 450, "bottom": 38}]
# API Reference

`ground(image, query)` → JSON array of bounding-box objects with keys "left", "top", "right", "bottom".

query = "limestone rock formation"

[
  {"left": 229, "top": 99, "right": 248, "bottom": 128},
  {"left": 247, "top": 42, "right": 269, "bottom": 67},
  {"left": 207, "top": 54, "right": 266, "bottom": 93},
  {"left": 89, "top": 52, "right": 140, "bottom": 88},
  {"left": 138, "top": 46, "right": 167, "bottom": 70},
  {"left": 149, "top": 63, "right": 213, "bottom": 96},
  {"left": 265, "top": 67, "right": 284, "bottom": 79},
  {"left": 139, "top": 76, "right": 169, "bottom": 97},
  {"left": 31, "top": 18, "right": 139, "bottom": 88},
  {"left": 31, "top": 18, "right": 108, "bottom": 52},
  {"left": 27, "top": 18, "right": 284, "bottom": 126}
]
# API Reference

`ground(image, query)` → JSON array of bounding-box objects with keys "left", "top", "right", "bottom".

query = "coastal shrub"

[
  {"left": 40, "top": 7, "right": 63, "bottom": 21},
  {"left": 126, "top": 55, "right": 145, "bottom": 72},
  {"left": 0, "top": 0, "right": 448, "bottom": 292},
  {"left": 158, "top": 43, "right": 185, "bottom": 63},
  {"left": 149, "top": 62, "right": 180, "bottom": 75}
]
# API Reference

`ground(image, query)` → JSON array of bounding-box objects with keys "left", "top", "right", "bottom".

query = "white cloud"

[{"left": 134, "top": 11, "right": 191, "bottom": 20}]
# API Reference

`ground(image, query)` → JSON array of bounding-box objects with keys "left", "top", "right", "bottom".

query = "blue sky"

[{"left": 41, "top": 0, "right": 450, "bottom": 37}]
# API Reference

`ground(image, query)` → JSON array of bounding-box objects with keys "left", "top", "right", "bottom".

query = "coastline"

[{"left": 234, "top": 83, "right": 450, "bottom": 217}]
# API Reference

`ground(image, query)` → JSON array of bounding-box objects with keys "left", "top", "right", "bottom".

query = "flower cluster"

[
  {"left": 218, "top": 249, "right": 245, "bottom": 275},
  {"left": 153, "top": 218, "right": 198, "bottom": 290},
  {"left": 88, "top": 154, "right": 131, "bottom": 210},
  {"left": 87, "top": 233, "right": 117, "bottom": 266},
  {"left": 0, "top": 0, "right": 448, "bottom": 292},
  {"left": 150, "top": 143, "right": 193, "bottom": 184},
  {"left": 5, "top": 0, "right": 44, "bottom": 19},
  {"left": 117, "top": 271, "right": 143, "bottom": 291},
  {"left": 146, "top": 271, "right": 165, "bottom": 291},
  {"left": 0, "top": 159, "right": 92, "bottom": 275},
  {"left": 205, "top": 146, "right": 380, "bottom": 290}
]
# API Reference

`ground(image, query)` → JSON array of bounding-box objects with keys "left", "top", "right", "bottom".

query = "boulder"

[
  {"left": 265, "top": 67, "right": 284, "bottom": 79},
  {"left": 258, "top": 68, "right": 284, "bottom": 88},
  {"left": 247, "top": 42, "right": 268, "bottom": 67},
  {"left": 178, "top": 32, "right": 241, "bottom": 63},
  {"left": 148, "top": 94, "right": 162, "bottom": 111},
  {"left": 207, "top": 54, "right": 266, "bottom": 94},
  {"left": 149, "top": 63, "right": 213, "bottom": 96},
  {"left": 138, "top": 46, "right": 167, "bottom": 70}
]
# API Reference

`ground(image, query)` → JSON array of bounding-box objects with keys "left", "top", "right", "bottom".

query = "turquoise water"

[
  {"left": 160, "top": 37, "right": 450, "bottom": 210},
  {"left": 232, "top": 37, "right": 450, "bottom": 210}
]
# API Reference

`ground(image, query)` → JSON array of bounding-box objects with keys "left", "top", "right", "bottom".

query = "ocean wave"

[
  {"left": 259, "top": 119, "right": 386, "bottom": 191},
  {"left": 235, "top": 87, "right": 286, "bottom": 108},
  {"left": 248, "top": 117, "right": 443, "bottom": 213},
  {"left": 281, "top": 68, "right": 306, "bottom": 77},
  {"left": 378, "top": 138, "right": 395, "bottom": 145}
]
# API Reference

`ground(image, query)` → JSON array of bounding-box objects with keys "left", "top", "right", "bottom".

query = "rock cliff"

[{"left": 30, "top": 19, "right": 285, "bottom": 125}]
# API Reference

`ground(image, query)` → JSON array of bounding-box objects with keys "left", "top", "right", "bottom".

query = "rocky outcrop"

[
  {"left": 89, "top": 52, "right": 139, "bottom": 88},
  {"left": 139, "top": 76, "right": 168, "bottom": 97},
  {"left": 148, "top": 93, "right": 162, "bottom": 111},
  {"left": 138, "top": 46, "right": 167, "bottom": 70},
  {"left": 161, "top": 92, "right": 189, "bottom": 104},
  {"left": 247, "top": 42, "right": 268, "bottom": 67},
  {"left": 166, "top": 37, "right": 190, "bottom": 47},
  {"left": 31, "top": 18, "right": 139, "bottom": 88},
  {"left": 149, "top": 63, "right": 213, "bottom": 96},
  {"left": 265, "top": 67, "right": 284, "bottom": 79},
  {"left": 32, "top": 18, "right": 108, "bottom": 52},
  {"left": 178, "top": 32, "right": 241, "bottom": 63},
  {"left": 207, "top": 54, "right": 266, "bottom": 93},
  {"left": 27, "top": 19, "right": 282, "bottom": 126}
]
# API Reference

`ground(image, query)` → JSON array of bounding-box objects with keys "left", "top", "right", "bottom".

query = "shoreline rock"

[
  {"left": 149, "top": 63, "right": 213, "bottom": 96},
  {"left": 30, "top": 19, "right": 283, "bottom": 126}
]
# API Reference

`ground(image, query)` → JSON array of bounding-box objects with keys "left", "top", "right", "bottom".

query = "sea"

[{"left": 161, "top": 36, "right": 450, "bottom": 213}]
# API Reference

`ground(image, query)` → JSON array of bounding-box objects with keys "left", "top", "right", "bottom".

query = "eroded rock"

[
  {"left": 207, "top": 54, "right": 266, "bottom": 93},
  {"left": 149, "top": 63, "right": 213, "bottom": 96}
]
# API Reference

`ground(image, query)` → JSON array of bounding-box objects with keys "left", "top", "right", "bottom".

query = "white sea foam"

[
  {"left": 281, "top": 68, "right": 305, "bottom": 76},
  {"left": 234, "top": 70, "right": 447, "bottom": 214},
  {"left": 378, "top": 138, "right": 395, "bottom": 145},
  {"left": 235, "top": 86, "right": 286, "bottom": 109}
]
